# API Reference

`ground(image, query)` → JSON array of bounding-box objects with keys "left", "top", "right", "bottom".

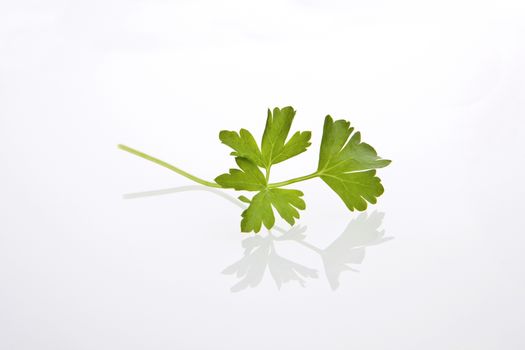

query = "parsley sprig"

[{"left": 119, "top": 106, "right": 391, "bottom": 232}]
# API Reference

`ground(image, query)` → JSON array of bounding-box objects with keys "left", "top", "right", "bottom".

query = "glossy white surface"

[{"left": 1, "top": 1, "right": 525, "bottom": 349}]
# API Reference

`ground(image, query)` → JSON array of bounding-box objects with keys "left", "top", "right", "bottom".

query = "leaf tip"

[{"left": 238, "top": 195, "right": 251, "bottom": 204}]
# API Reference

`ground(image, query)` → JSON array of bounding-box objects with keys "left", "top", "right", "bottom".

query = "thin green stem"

[
  {"left": 118, "top": 144, "right": 320, "bottom": 190},
  {"left": 265, "top": 166, "right": 271, "bottom": 183},
  {"left": 118, "top": 144, "right": 222, "bottom": 188},
  {"left": 267, "top": 172, "right": 319, "bottom": 188}
]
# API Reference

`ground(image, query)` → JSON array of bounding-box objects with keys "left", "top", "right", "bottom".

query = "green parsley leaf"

[
  {"left": 317, "top": 115, "right": 391, "bottom": 211},
  {"left": 268, "top": 188, "right": 306, "bottom": 225},
  {"left": 215, "top": 157, "right": 266, "bottom": 191},
  {"left": 261, "top": 107, "right": 311, "bottom": 168},
  {"left": 219, "top": 129, "right": 263, "bottom": 167},
  {"left": 273, "top": 130, "right": 312, "bottom": 164},
  {"left": 238, "top": 195, "right": 251, "bottom": 204},
  {"left": 241, "top": 188, "right": 306, "bottom": 233},
  {"left": 119, "top": 106, "right": 391, "bottom": 234}
]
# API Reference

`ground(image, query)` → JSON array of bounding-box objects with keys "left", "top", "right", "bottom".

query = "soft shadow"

[
  {"left": 124, "top": 186, "right": 393, "bottom": 291},
  {"left": 296, "top": 211, "right": 391, "bottom": 290},
  {"left": 222, "top": 226, "right": 319, "bottom": 292}
]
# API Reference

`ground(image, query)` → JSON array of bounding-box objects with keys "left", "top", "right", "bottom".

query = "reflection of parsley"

[{"left": 119, "top": 106, "right": 391, "bottom": 233}]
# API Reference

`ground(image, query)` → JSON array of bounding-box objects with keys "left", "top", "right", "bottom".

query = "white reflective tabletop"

[{"left": 1, "top": 1, "right": 524, "bottom": 349}]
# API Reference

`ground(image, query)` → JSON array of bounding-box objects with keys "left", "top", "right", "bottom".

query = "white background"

[{"left": 1, "top": 0, "right": 525, "bottom": 349}]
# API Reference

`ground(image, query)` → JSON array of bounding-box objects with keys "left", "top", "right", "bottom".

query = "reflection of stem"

[
  {"left": 268, "top": 237, "right": 276, "bottom": 254},
  {"left": 272, "top": 227, "right": 286, "bottom": 234},
  {"left": 123, "top": 185, "right": 244, "bottom": 208},
  {"left": 123, "top": 185, "right": 291, "bottom": 235},
  {"left": 295, "top": 239, "right": 323, "bottom": 255}
]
